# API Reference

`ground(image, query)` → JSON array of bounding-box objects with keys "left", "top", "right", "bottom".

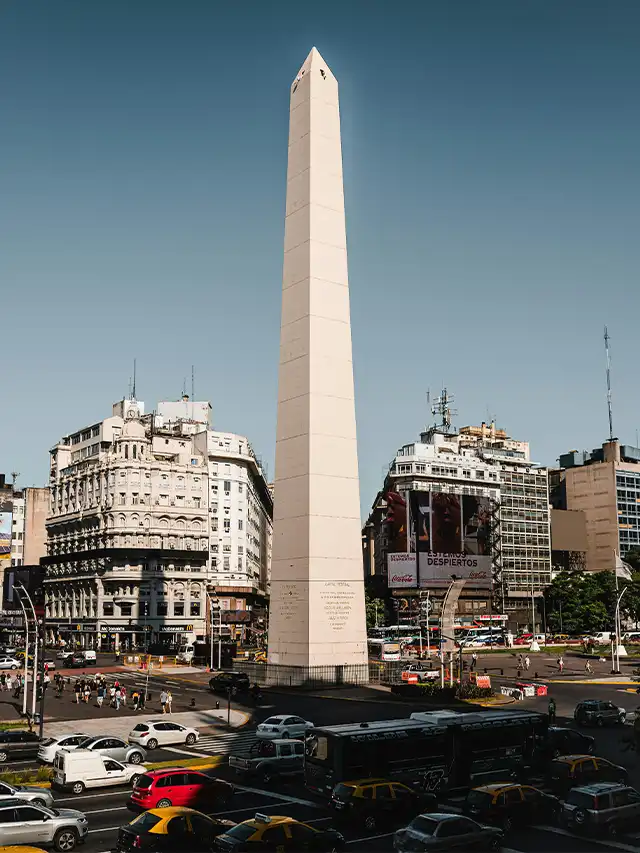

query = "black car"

[
  {"left": 542, "top": 727, "right": 595, "bottom": 760},
  {"left": 463, "top": 783, "right": 560, "bottom": 832},
  {"left": 330, "top": 778, "right": 437, "bottom": 832},
  {"left": 574, "top": 700, "right": 626, "bottom": 727},
  {"left": 116, "top": 808, "right": 235, "bottom": 852},
  {"left": 0, "top": 729, "right": 41, "bottom": 763},
  {"left": 208, "top": 672, "right": 250, "bottom": 696},
  {"left": 394, "top": 813, "right": 503, "bottom": 851},
  {"left": 214, "top": 815, "right": 344, "bottom": 851}
]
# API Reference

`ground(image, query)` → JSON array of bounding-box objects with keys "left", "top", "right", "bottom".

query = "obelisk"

[{"left": 267, "top": 48, "right": 368, "bottom": 672}]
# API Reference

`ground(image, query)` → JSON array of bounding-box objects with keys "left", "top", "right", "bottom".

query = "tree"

[
  {"left": 542, "top": 568, "right": 640, "bottom": 634},
  {"left": 365, "top": 591, "right": 385, "bottom": 631}
]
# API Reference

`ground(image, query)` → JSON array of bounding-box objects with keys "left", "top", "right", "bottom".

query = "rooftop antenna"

[
  {"left": 131, "top": 358, "right": 137, "bottom": 400},
  {"left": 431, "top": 387, "right": 458, "bottom": 432},
  {"left": 191, "top": 365, "right": 195, "bottom": 421},
  {"left": 10, "top": 472, "right": 19, "bottom": 488},
  {"left": 604, "top": 326, "right": 614, "bottom": 442}
]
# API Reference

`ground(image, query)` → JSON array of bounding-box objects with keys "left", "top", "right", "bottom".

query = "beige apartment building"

[{"left": 560, "top": 439, "right": 640, "bottom": 571}]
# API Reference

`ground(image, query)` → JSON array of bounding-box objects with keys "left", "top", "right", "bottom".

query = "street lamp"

[
  {"left": 206, "top": 587, "right": 222, "bottom": 671},
  {"left": 13, "top": 588, "right": 30, "bottom": 716},
  {"left": 613, "top": 587, "right": 628, "bottom": 673},
  {"left": 15, "top": 583, "right": 38, "bottom": 719}
]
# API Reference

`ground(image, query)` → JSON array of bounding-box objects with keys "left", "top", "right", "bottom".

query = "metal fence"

[{"left": 232, "top": 661, "right": 370, "bottom": 688}]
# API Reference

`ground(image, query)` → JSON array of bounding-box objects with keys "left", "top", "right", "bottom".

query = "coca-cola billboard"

[{"left": 387, "top": 553, "right": 417, "bottom": 588}]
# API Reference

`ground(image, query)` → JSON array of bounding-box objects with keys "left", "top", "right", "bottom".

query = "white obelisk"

[{"left": 267, "top": 48, "right": 368, "bottom": 671}]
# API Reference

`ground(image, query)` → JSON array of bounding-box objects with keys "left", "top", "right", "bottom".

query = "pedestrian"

[
  {"left": 524, "top": 656, "right": 530, "bottom": 671},
  {"left": 109, "top": 685, "right": 116, "bottom": 707},
  {"left": 471, "top": 652, "right": 478, "bottom": 672},
  {"left": 517, "top": 654, "right": 523, "bottom": 669},
  {"left": 139, "top": 689, "right": 146, "bottom": 711},
  {"left": 585, "top": 660, "right": 592, "bottom": 674},
  {"left": 548, "top": 697, "right": 557, "bottom": 724},
  {"left": 558, "top": 656, "right": 564, "bottom": 673},
  {"left": 96, "top": 684, "right": 105, "bottom": 708},
  {"left": 166, "top": 690, "right": 172, "bottom": 714},
  {"left": 74, "top": 680, "right": 81, "bottom": 704},
  {"left": 115, "top": 687, "right": 122, "bottom": 711},
  {"left": 120, "top": 685, "right": 127, "bottom": 707},
  {"left": 0, "top": 673, "right": 6, "bottom": 691},
  {"left": 160, "top": 690, "right": 168, "bottom": 714},
  {"left": 132, "top": 690, "right": 139, "bottom": 712},
  {"left": 44, "top": 672, "right": 51, "bottom": 690}
]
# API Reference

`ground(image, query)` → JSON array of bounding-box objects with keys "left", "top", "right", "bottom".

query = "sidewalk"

[{"left": 44, "top": 706, "right": 250, "bottom": 740}]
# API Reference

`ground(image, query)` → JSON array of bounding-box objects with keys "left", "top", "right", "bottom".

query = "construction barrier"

[{"left": 122, "top": 654, "right": 183, "bottom": 669}]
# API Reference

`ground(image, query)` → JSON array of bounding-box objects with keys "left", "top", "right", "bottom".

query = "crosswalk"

[{"left": 191, "top": 730, "right": 259, "bottom": 757}]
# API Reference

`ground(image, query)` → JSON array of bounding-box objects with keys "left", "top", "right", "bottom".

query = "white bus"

[{"left": 367, "top": 639, "right": 401, "bottom": 661}]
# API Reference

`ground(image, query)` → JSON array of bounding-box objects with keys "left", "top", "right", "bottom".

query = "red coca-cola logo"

[
  {"left": 391, "top": 573, "right": 414, "bottom": 583},
  {"left": 468, "top": 571, "right": 488, "bottom": 579}
]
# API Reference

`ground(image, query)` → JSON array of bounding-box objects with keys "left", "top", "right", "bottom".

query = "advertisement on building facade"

[
  {"left": 0, "top": 498, "right": 12, "bottom": 564},
  {"left": 387, "top": 490, "right": 493, "bottom": 589},
  {"left": 384, "top": 490, "right": 409, "bottom": 553}
]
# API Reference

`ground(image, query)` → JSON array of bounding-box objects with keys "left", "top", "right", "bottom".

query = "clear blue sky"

[{"left": 2, "top": 1, "right": 639, "bottom": 516}]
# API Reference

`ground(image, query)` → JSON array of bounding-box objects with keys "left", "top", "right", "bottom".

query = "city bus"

[
  {"left": 366, "top": 639, "right": 401, "bottom": 661},
  {"left": 304, "top": 709, "right": 546, "bottom": 796}
]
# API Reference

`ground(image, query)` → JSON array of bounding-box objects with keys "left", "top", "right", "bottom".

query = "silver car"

[
  {"left": 76, "top": 735, "right": 146, "bottom": 764},
  {"left": 38, "top": 733, "right": 90, "bottom": 764},
  {"left": 0, "top": 797, "right": 88, "bottom": 851},
  {"left": 0, "top": 779, "right": 54, "bottom": 807}
]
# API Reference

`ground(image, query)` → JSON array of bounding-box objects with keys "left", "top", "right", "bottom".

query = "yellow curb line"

[{"left": 548, "top": 679, "right": 636, "bottom": 685}]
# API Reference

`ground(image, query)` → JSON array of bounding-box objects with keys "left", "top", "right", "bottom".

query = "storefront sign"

[
  {"left": 99, "top": 624, "right": 145, "bottom": 633},
  {"left": 159, "top": 624, "right": 194, "bottom": 633}
]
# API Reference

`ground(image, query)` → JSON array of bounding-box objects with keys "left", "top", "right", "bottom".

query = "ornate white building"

[{"left": 44, "top": 397, "right": 272, "bottom": 650}]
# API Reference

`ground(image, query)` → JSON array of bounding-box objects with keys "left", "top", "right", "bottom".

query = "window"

[
  {"left": 375, "top": 784, "right": 393, "bottom": 800},
  {"left": 238, "top": 483, "right": 243, "bottom": 493},
  {"left": 223, "top": 557, "right": 230, "bottom": 570},
  {"left": 224, "top": 480, "right": 231, "bottom": 492},
  {"left": 224, "top": 519, "right": 231, "bottom": 533},
  {"left": 476, "top": 471, "right": 485, "bottom": 480},
  {"left": 190, "top": 602, "right": 200, "bottom": 616},
  {"left": 156, "top": 602, "right": 168, "bottom": 617},
  {"left": 103, "top": 602, "right": 114, "bottom": 616},
  {"left": 193, "top": 497, "right": 201, "bottom": 508},
  {"left": 238, "top": 519, "right": 243, "bottom": 531},
  {"left": 132, "top": 493, "right": 139, "bottom": 505},
  {"left": 173, "top": 602, "right": 184, "bottom": 616},
  {"left": 119, "top": 603, "right": 132, "bottom": 616},
  {"left": 119, "top": 493, "right": 126, "bottom": 505}
]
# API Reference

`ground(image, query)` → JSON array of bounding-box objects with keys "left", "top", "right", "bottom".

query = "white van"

[
  {"left": 53, "top": 748, "right": 143, "bottom": 795},
  {"left": 81, "top": 649, "right": 97, "bottom": 662}
]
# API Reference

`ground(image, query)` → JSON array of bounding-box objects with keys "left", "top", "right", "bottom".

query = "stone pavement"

[{"left": 44, "top": 706, "right": 250, "bottom": 740}]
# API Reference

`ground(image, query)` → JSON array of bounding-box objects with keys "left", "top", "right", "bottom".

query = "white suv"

[
  {"left": 256, "top": 715, "right": 314, "bottom": 740},
  {"left": 127, "top": 721, "right": 199, "bottom": 750}
]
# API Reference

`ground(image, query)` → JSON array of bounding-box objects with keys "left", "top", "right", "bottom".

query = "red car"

[
  {"left": 129, "top": 768, "right": 234, "bottom": 811},
  {"left": 514, "top": 634, "right": 533, "bottom": 645}
]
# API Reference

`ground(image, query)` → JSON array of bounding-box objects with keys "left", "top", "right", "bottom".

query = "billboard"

[
  {"left": 387, "top": 489, "right": 493, "bottom": 589},
  {"left": 384, "top": 490, "right": 409, "bottom": 553},
  {"left": 0, "top": 497, "right": 12, "bottom": 565}
]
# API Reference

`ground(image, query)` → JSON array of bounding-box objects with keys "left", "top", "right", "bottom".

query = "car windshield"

[
  {"left": 221, "top": 824, "right": 258, "bottom": 841},
  {"left": 567, "top": 791, "right": 596, "bottom": 809},
  {"left": 408, "top": 816, "right": 440, "bottom": 835},
  {"left": 466, "top": 790, "right": 493, "bottom": 807},
  {"left": 135, "top": 775, "right": 154, "bottom": 789},
  {"left": 77, "top": 738, "right": 94, "bottom": 748},
  {"left": 333, "top": 784, "right": 355, "bottom": 800},
  {"left": 263, "top": 717, "right": 282, "bottom": 725},
  {"left": 40, "top": 738, "right": 55, "bottom": 746},
  {"left": 133, "top": 724, "right": 149, "bottom": 732},
  {"left": 132, "top": 812, "right": 162, "bottom": 832}
]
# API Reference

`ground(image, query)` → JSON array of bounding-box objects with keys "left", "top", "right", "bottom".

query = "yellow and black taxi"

[
  {"left": 463, "top": 783, "right": 560, "bottom": 832},
  {"left": 213, "top": 813, "right": 345, "bottom": 851},
  {"left": 329, "top": 778, "right": 437, "bottom": 832},
  {"left": 115, "top": 806, "right": 235, "bottom": 852},
  {"left": 547, "top": 755, "right": 628, "bottom": 797}
]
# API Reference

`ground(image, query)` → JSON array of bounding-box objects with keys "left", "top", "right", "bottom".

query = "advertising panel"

[
  {"left": 387, "top": 553, "right": 417, "bottom": 588},
  {"left": 0, "top": 498, "right": 12, "bottom": 565},
  {"left": 386, "top": 489, "right": 494, "bottom": 589}
]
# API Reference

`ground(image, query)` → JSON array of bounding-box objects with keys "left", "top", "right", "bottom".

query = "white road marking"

[
  {"left": 534, "top": 824, "right": 640, "bottom": 852},
  {"left": 162, "top": 745, "right": 212, "bottom": 758},
  {"left": 55, "top": 790, "right": 130, "bottom": 803},
  {"left": 83, "top": 805, "right": 131, "bottom": 815},
  {"left": 346, "top": 831, "right": 394, "bottom": 845},
  {"left": 230, "top": 782, "right": 321, "bottom": 808}
]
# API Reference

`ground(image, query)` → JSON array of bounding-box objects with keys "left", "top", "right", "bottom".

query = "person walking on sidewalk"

[
  {"left": 160, "top": 690, "right": 168, "bottom": 714},
  {"left": 517, "top": 653, "right": 524, "bottom": 669},
  {"left": 471, "top": 652, "right": 478, "bottom": 672},
  {"left": 109, "top": 685, "right": 116, "bottom": 707},
  {"left": 132, "top": 690, "right": 140, "bottom": 712},
  {"left": 115, "top": 687, "right": 122, "bottom": 711},
  {"left": 165, "top": 691, "right": 172, "bottom": 714},
  {"left": 74, "top": 680, "right": 81, "bottom": 704},
  {"left": 524, "top": 656, "right": 530, "bottom": 671},
  {"left": 548, "top": 697, "right": 557, "bottom": 724},
  {"left": 585, "top": 660, "right": 593, "bottom": 675},
  {"left": 120, "top": 685, "right": 127, "bottom": 707},
  {"left": 96, "top": 684, "right": 105, "bottom": 708},
  {"left": 558, "top": 656, "right": 564, "bottom": 673}
]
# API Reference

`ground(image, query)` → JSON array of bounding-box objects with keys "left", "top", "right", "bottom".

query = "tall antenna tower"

[
  {"left": 131, "top": 358, "right": 137, "bottom": 400},
  {"left": 604, "top": 326, "right": 614, "bottom": 442},
  {"left": 10, "top": 472, "right": 19, "bottom": 488},
  {"left": 431, "top": 388, "right": 458, "bottom": 432}
]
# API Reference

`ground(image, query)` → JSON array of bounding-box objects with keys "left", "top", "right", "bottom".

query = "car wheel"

[
  {"left": 146, "top": 738, "right": 158, "bottom": 750},
  {"left": 129, "top": 751, "right": 143, "bottom": 764},
  {"left": 33, "top": 798, "right": 47, "bottom": 807},
  {"left": 502, "top": 816, "right": 512, "bottom": 833},
  {"left": 261, "top": 768, "right": 273, "bottom": 784},
  {"left": 157, "top": 798, "right": 172, "bottom": 808},
  {"left": 54, "top": 828, "right": 78, "bottom": 852},
  {"left": 618, "top": 715, "right": 626, "bottom": 725},
  {"left": 282, "top": 731, "right": 290, "bottom": 739},
  {"left": 596, "top": 717, "right": 604, "bottom": 727},
  {"left": 552, "top": 748, "right": 560, "bottom": 758},
  {"left": 131, "top": 774, "right": 141, "bottom": 788},
  {"left": 488, "top": 837, "right": 500, "bottom": 851},
  {"left": 10, "top": 665, "right": 16, "bottom": 670},
  {"left": 185, "top": 733, "right": 196, "bottom": 745},
  {"left": 364, "top": 815, "right": 376, "bottom": 832},
  {"left": 72, "top": 781, "right": 85, "bottom": 795},
  {"left": 574, "top": 809, "right": 586, "bottom": 826},
  {"left": 0, "top": 751, "right": 8, "bottom": 763}
]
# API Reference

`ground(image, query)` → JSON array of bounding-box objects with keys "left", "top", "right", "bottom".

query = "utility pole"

[{"left": 604, "top": 326, "right": 615, "bottom": 442}]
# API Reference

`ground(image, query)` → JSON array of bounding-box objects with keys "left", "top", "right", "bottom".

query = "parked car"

[
  {"left": 540, "top": 727, "right": 595, "bottom": 761},
  {"left": 73, "top": 735, "right": 146, "bottom": 764},
  {"left": 116, "top": 807, "right": 235, "bottom": 852},
  {"left": 574, "top": 700, "right": 626, "bottom": 727},
  {"left": 53, "top": 749, "right": 143, "bottom": 795},
  {"left": 562, "top": 783, "right": 640, "bottom": 836},
  {"left": 0, "top": 798, "right": 88, "bottom": 851},
  {"left": 130, "top": 769, "right": 234, "bottom": 811},
  {"left": 214, "top": 813, "right": 345, "bottom": 852},
  {"left": 330, "top": 778, "right": 437, "bottom": 832},
  {"left": 0, "top": 657, "right": 21, "bottom": 670},
  {"left": 128, "top": 721, "right": 199, "bottom": 750},
  {"left": 38, "top": 733, "right": 89, "bottom": 765},
  {"left": 255, "top": 715, "right": 313, "bottom": 741},
  {"left": 547, "top": 755, "right": 628, "bottom": 796},
  {"left": 208, "top": 672, "right": 250, "bottom": 696},
  {"left": 229, "top": 739, "right": 304, "bottom": 784},
  {"left": 0, "top": 779, "right": 54, "bottom": 807},
  {"left": 393, "top": 813, "right": 503, "bottom": 851},
  {"left": 57, "top": 650, "right": 73, "bottom": 660},
  {"left": 463, "top": 783, "right": 560, "bottom": 831},
  {"left": 65, "top": 655, "right": 90, "bottom": 669},
  {"left": 0, "top": 730, "right": 41, "bottom": 763}
]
